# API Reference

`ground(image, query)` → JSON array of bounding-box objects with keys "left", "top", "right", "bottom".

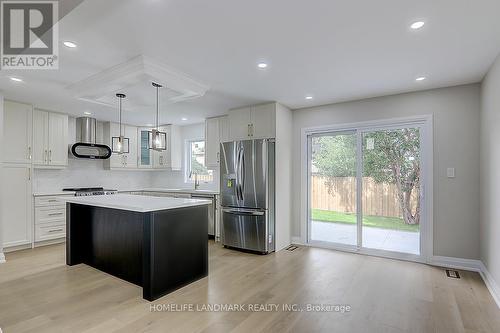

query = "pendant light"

[
  {"left": 148, "top": 82, "right": 167, "bottom": 151},
  {"left": 111, "top": 93, "right": 130, "bottom": 154}
]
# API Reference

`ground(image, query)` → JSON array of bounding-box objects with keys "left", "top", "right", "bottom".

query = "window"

[{"left": 185, "top": 140, "right": 213, "bottom": 183}]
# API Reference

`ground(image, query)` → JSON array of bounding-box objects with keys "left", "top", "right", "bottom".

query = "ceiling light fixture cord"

[
  {"left": 119, "top": 95, "right": 122, "bottom": 136},
  {"left": 116, "top": 93, "right": 126, "bottom": 136},
  {"left": 152, "top": 82, "right": 163, "bottom": 130}
]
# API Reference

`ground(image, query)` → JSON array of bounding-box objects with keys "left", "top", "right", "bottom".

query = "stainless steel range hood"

[{"left": 70, "top": 117, "right": 112, "bottom": 159}]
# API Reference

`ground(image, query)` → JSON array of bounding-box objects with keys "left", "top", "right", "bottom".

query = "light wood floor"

[{"left": 0, "top": 242, "right": 499, "bottom": 333}]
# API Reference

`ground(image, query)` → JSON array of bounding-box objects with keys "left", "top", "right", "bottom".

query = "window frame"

[{"left": 184, "top": 138, "right": 213, "bottom": 184}]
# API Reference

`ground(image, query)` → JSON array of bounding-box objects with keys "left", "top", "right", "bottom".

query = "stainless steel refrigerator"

[{"left": 220, "top": 139, "right": 275, "bottom": 254}]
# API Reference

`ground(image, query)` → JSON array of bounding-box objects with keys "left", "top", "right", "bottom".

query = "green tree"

[
  {"left": 312, "top": 129, "right": 420, "bottom": 225},
  {"left": 191, "top": 157, "right": 210, "bottom": 175}
]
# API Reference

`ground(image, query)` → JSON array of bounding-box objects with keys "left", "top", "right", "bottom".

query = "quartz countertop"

[
  {"left": 33, "top": 191, "right": 76, "bottom": 196},
  {"left": 122, "top": 188, "right": 219, "bottom": 195},
  {"left": 59, "top": 194, "right": 212, "bottom": 213}
]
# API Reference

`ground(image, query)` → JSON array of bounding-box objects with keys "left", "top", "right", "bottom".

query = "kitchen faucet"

[{"left": 190, "top": 171, "right": 200, "bottom": 190}]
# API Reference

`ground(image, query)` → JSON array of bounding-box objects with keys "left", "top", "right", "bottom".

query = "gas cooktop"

[{"left": 63, "top": 187, "right": 117, "bottom": 196}]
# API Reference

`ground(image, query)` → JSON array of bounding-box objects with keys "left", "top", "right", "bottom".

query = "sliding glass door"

[
  {"left": 307, "top": 122, "right": 425, "bottom": 260},
  {"left": 309, "top": 132, "right": 358, "bottom": 247}
]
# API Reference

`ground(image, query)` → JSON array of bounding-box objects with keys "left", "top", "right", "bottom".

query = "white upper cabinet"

[
  {"left": 47, "top": 112, "right": 69, "bottom": 166},
  {"left": 32, "top": 109, "right": 68, "bottom": 168},
  {"left": 138, "top": 127, "right": 153, "bottom": 168},
  {"left": 124, "top": 125, "right": 138, "bottom": 169},
  {"left": 103, "top": 122, "right": 138, "bottom": 169},
  {"left": 32, "top": 110, "right": 49, "bottom": 165},
  {"left": 153, "top": 126, "right": 170, "bottom": 169},
  {"left": 153, "top": 125, "right": 182, "bottom": 170},
  {"left": 2, "top": 101, "right": 32, "bottom": 164},
  {"left": 138, "top": 125, "right": 181, "bottom": 170},
  {"left": 228, "top": 106, "right": 251, "bottom": 140},
  {"left": 250, "top": 104, "right": 276, "bottom": 139},
  {"left": 169, "top": 125, "right": 182, "bottom": 171},
  {"left": 228, "top": 103, "right": 276, "bottom": 140},
  {"left": 205, "top": 116, "right": 228, "bottom": 168}
]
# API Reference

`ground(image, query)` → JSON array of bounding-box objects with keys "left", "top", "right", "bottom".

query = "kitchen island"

[{"left": 61, "top": 194, "right": 211, "bottom": 301}]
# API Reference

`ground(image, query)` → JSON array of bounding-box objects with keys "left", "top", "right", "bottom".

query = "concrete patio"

[{"left": 311, "top": 221, "right": 420, "bottom": 255}]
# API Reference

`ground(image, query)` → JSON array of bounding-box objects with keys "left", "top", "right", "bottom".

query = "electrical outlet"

[{"left": 447, "top": 168, "right": 455, "bottom": 178}]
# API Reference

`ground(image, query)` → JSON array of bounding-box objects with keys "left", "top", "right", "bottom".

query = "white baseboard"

[
  {"left": 0, "top": 252, "right": 5, "bottom": 263},
  {"left": 478, "top": 262, "right": 500, "bottom": 309},
  {"left": 291, "top": 237, "right": 304, "bottom": 245},
  {"left": 429, "top": 255, "right": 482, "bottom": 272}
]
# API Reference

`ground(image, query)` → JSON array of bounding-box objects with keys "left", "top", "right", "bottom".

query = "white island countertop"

[{"left": 59, "top": 194, "right": 212, "bottom": 213}]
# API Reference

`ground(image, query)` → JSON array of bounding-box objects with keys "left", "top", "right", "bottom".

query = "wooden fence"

[{"left": 311, "top": 175, "right": 419, "bottom": 218}]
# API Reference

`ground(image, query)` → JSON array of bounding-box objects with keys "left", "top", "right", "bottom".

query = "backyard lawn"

[{"left": 311, "top": 209, "right": 419, "bottom": 232}]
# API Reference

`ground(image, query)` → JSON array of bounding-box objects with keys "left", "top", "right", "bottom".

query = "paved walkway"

[{"left": 311, "top": 221, "right": 420, "bottom": 255}]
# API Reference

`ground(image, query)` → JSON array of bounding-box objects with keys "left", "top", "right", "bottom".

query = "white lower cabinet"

[
  {"left": 1, "top": 164, "right": 32, "bottom": 248},
  {"left": 34, "top": 196, "right": 68, "bottom": 244}
]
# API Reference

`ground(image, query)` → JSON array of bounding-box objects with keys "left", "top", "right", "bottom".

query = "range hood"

[{"left": 70, "top": 117, "right": 112, "bottom": 159}]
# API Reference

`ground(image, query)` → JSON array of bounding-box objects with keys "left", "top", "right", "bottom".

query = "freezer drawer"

[{"left": 221, "top": 208, "right": 272, "bottom": 253}]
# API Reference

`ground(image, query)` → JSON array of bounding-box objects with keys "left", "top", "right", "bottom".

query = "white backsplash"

[
  {"left": 151, "top": 168, "right": 220, "bottom": 191},
  {"left": 33, "top": 158, "right": 154, "bottom": 193}
]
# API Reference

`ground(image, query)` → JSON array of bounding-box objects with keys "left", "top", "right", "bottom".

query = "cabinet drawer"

[
  {"left": 35, "top": 196, "right": 67, "bottom": 207},
  {"left": 35, "top": 223, "right": 66, "bottom": 241},
  {"left": 35, "top": 206, "right": 65, "bottom": 224}
]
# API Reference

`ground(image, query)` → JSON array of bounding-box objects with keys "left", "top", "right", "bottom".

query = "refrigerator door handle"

[
  {"left": 222, "top": 208, "right": 265, "bottom": 216},
  {"left": 236, "top": 147, "right": 244, "bottom": 201},
  {"left": 240, "top": 147, "right": 245, "bottom": 199}
]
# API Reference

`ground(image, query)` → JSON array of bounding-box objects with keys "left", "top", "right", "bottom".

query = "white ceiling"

[{"left": 1, "top": 0, "right": 500, "bottom": 126}]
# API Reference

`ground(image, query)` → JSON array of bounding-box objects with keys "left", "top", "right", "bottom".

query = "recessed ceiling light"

[
  {"left": 305, "top": 96, "right": 313, "bottom": 100},
  {"left": 410, "top": 21, "right": 425, "bottom": 30},
  {"left": 10, "top": 77, "right": 23, "bottom": 82},
  {"left": 83, "top": 111, "right": 92, "bottom": 115},
  {"left": 181, "top": 117, "right": 188, "bottom": 121},
  {"left": 257, "top": 62, "right": 268, "bottom": 69},
  {"left": 63, "top": 41, "right": 77, "bottom": 48},
  {"left": 415, "top": 76, "right": 427, "bottom": 81}
]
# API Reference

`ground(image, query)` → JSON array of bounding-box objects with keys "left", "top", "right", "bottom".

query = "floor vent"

[
  {"left": 286, "top": 245, "right": 299, "bottom": 251},
  {"left": 445, "top": 269, "right": 460, "bottom": 279}
]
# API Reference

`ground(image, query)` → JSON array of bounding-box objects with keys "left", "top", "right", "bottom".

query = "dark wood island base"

[{"left": 66, "top": 203, "right": 208, "bottom": 301}]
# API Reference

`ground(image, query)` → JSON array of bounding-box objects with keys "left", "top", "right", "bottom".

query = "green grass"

[{"left": 311, "top": 209, "right": 419, "bottom": 232}]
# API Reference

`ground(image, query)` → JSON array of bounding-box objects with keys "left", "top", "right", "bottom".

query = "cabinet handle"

[
  {"left": 48, "top": 199, "right": 58, "bottom": 202},
  {"left": 48, "top": 228, "right": 63, "bottom": 233},
  {"left": 49, "top": 150, "right": 52, "bottom": 163},
  {"left": 44, "top": 149, "right": 48, "bottom": 162},
  {"left": 251, "top": 124, "right": 254, "bottom": 137},
  {"left": 28, "top": 168, "right": 31, "bottom": 181},
  {"left": 48, "top": 212, "right": 63, "bottom": 216},
  {"left": 217, "top": 152, "right": 220, "bottom": 163},
  {"left": 248, "top": 124, "right": 251, "bottom": 137},
  {"left": 28, "top": 146, "right": 32, "bottom": 160}
]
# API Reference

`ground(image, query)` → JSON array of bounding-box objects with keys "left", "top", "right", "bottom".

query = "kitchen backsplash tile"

[{"left": 34, "top": 158, "right": 153, "bottom": 192}]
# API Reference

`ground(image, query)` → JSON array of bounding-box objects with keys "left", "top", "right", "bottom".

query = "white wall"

[
  {"left": 0, "top": 95, "right": 5, "bottom": 262},
  {"left": 151, "top": 123, "right": 220, "bottom": 191},
  {"left": 292, "top": 84, "right": 481, "bottom": 259},
  {"left": 275, "top": 103, "right": 293, "bottom": 250},
  {"left": 480, "top": 54, "right": 500, "bottom": 289}
]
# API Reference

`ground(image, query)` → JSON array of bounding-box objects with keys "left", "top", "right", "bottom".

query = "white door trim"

[{"left": 300, "top": 115, "right": 434, "bottom": 263}]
